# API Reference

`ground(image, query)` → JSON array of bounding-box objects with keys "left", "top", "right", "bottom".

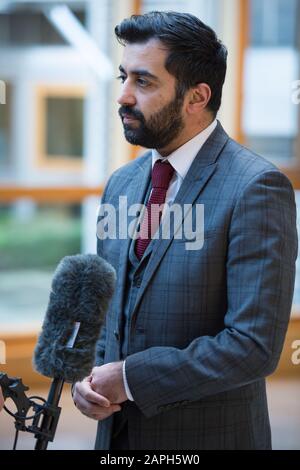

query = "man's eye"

[
  {"left": 136, "top": 78, "right": 149, "bottom": 87},
  {"left": 116, "top": 75, "right": 126, "bottom": 83}
]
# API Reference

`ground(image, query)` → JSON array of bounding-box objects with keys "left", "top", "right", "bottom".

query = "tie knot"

[{"left": 152, "top": 160, "right": 174, "bottom": 189}]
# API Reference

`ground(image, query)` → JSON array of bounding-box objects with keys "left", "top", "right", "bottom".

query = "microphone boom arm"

[
  {"left": 0, "top": 372, "right": 62, "bottom": 450},
  {"left": 0, "top": 373, "right": 32, "bottom": 424}
]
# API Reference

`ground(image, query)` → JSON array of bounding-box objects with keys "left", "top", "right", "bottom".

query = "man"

[{"left": 73, "top": 11, "right": 298, "bottom": 450}]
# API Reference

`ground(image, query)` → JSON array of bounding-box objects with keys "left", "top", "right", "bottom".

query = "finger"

[
  {"left": 77, "top": 400, "right": 121, "bottom": 421},
  {"left": 74, "top": 383, "right": 117, "bottom": 415},
  {"left": 92, "top": 405, "right": 122, "bottom": 421},
  {"left": 76, "top": 381, "right": 111, "bottom": 408},
  {"left": 85, "top": 390, "right": 111, "bottom": 408},
  {"left": 74, "top": 394, "right": 107, "bottom": 416}
]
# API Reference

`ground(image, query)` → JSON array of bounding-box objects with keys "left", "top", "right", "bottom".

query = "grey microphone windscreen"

[{"left": 33, "top": 254, "right": 116, "bottom": 383}]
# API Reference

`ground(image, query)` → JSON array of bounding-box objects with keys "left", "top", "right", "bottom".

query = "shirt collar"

[{"left": 152, "top": 119, "right": 217, "bottom": 179}]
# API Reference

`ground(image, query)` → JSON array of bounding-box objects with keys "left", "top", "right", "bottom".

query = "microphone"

[
  {"left": 31, "top": 253, "right": 116, "bottom": 449},
  {"left": 33, "top": 253, "right": 116, "bottom": 383}
]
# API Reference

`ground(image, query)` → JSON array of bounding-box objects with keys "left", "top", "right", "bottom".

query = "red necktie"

[{"left": 135, "top": 160, "right": 175, "bottom": 260}]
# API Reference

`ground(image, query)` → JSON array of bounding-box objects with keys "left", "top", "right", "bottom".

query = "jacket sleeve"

[{"left": 125, "top": 170, "right": 298, "bottom": 418}]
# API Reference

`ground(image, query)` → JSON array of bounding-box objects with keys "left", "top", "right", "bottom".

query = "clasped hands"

[{"left": 73, "top": 361, "right": 128, "bottom": 421}]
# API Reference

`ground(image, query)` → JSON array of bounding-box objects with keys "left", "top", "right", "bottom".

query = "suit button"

[
  {"left": 114, "top": 330, "right": 120, "bottom": 341},
  {"left": 133, "top": 276, "right": 142, "bottom": 287}
]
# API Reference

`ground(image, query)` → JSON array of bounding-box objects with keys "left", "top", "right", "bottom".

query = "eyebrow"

[{"left": 119, "top": 65, "right": 159, "bottom": 81}]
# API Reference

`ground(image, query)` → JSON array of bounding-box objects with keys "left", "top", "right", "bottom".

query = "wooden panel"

[
  {"left": 236, "top": 0, "right": 249, "bottom": 145},
  {"left": 275, "top": 317, "right": 300, "bottom": 378},
  {"left": 0, "top": 333, "right": 49, "bottom": 387},
  {"left": 280, "top": 167, "right": 300, "bottom": 190},
  {"left": 133, "top": 0, "right": 142, "bottom": 14},
  {"left": 0, "top": 186, "right": 103, "bottom": 203}
]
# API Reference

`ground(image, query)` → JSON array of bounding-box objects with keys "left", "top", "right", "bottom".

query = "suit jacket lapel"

[{"left": 131, "top": 121, "right": 229, "bottom": 321}]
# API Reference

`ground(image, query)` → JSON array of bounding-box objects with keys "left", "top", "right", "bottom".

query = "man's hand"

[
  {"left": 0, "top": 386, "right": 4, "bottom": 412},
  {"left": 90, "top": 361, "right": 127, "bottom": 405},
  {"left": 73, "top": 376, "right": 121, "bottom": 421}
]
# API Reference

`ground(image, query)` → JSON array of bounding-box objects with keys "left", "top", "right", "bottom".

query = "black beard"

[{"left": 119, "top": 92, "right": 184, "bottom": 149}]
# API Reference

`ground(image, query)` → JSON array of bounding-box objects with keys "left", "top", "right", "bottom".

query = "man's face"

[{"left": 117, "top": 39, "right": 185, "bottom": 150}]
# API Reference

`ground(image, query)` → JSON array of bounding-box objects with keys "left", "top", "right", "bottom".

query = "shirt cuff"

[{"left": 122, "top": 360, "right": 134, "bottom": 401}]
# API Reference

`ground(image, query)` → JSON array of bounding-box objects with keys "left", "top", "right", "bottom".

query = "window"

[
  {"left": 46, "top": 97, "right": 84, "bottom": 159},
  {"left": 0, "top": 202, "right": 82, "bottom": 328},
  {"left": 142, "top": 0, "right": 187, "bottom": 13},
  {"left": 250, "top": 0, "right": 298, "bottom": 48},
  {"left": 243, "top": 0, "right": 300, "bottom": 165},
  {"left": 141, "top": 0, "right": 221, "bottom": 30},
  {"left": 36, "top": 86, "right": 85, "bottom": 170}
]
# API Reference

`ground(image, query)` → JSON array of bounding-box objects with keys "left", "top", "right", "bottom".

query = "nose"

[{"left": 117, "top": 81, "right": 137, "bottom": 107}]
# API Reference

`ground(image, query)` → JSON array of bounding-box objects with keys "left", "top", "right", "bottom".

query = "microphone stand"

[
  {"left": 34, "top": 377, "right": 64, "bottom": 450},
  {"left": 0, "top": 373, "right": 64, "bottom": 450},
  {"left": 0, "top": 323, "right": 82, "bottom": 449}
]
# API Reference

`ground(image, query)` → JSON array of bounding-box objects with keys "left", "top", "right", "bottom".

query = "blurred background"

[{"left": 0, "top": 0, "right": 299, "bottom": 450}]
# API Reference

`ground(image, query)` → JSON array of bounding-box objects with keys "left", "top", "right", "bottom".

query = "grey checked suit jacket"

[{"left": 94, "top": 122, "right": 297, "bottom": 450}]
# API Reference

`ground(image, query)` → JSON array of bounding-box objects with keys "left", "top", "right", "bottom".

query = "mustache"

[{"left": 118, "top": 106, "right": 144, "bottom": 121}]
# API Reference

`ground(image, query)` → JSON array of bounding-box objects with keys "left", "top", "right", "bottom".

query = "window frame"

[{"left": 35, "top": 84, "right": 86, "bottom": 171}]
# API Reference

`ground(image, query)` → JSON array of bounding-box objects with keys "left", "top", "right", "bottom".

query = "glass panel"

[
  {"left": 244, "top": 1, "right": 299, "bottom": 164},
  {"left": 0, "top": 202, "right": 82, "bottom": 329},
  {"left": 142, "top": 0, "right": 187, "bottom": 13},
  {"left": 250, "top": 0, "right": 298, "bottom": 47},
  {"left": 46, "top": 97, "right": 84, "bottom": 159},
  {"left": 0, "top": 82, "right": 10, "bottom": 168},
  {"left": 0, "top": 10, "right": 86, "bottom": 46},
  {"left": 245, "top": 136, "right": 296, "bottom": 162}
]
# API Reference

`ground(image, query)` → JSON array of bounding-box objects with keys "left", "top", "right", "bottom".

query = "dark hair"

[{"left": 115, "top": 11, "right": 228, "bottom": 116}]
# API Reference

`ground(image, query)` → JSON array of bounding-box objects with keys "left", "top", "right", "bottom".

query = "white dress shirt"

[{"left": 123, "top": 119, "right": 217, "bottom": 401}]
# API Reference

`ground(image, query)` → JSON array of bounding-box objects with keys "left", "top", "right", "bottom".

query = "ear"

[{"left": 186, "top": 83, "right": 212, "bottom": 114}]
